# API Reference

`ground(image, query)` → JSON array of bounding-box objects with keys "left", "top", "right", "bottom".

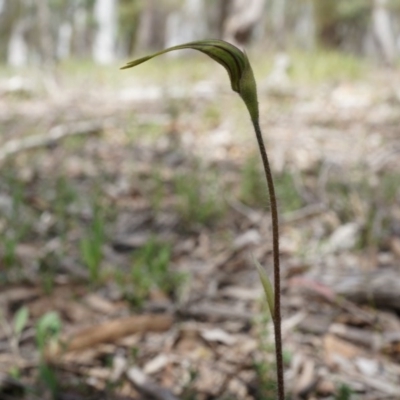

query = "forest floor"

[{"left": 0, "top": 52, "right": 400, "bottom": 400}]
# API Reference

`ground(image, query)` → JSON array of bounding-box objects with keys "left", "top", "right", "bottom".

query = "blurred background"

[
  {"left": 1, "top": 0, "right": 400, "bottom": 66},
  {"left": 1, "top": 1, "right": 400, "bottom": 400}
]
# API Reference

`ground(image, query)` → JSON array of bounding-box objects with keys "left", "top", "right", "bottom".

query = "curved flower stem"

[
  {"left": 252, "top": 118, "right": 284, "bottom": 400},
  {"left": 120, "top": 38, "right": 284, "bottom": 399}
]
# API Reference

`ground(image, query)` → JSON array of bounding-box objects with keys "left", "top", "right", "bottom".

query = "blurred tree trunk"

[
  {"left": 271, "top": 0, "right": 286, "bottom": 48},
  {"left": 223, "top": 0, "right": 266, "bottom": 45},
  {"left": 293, "top": 0, "right": 315, "bottom": 50},
  {"left": 5, "top": 0, "right": 30, "bottom": 67},
  {"left": 136, "top": 0, "right": 167, "bottom": 51},
  {"left": 36, "top": 0, "right": 54, "bottom": 65},
  {"left": 54, "top": 2, "right": 76, "bottom": 61},
  {"left": 0, "top": 0, "right": 22, "bottom": 65},
  {"left": 71, "top": 2, "right": 90, "bottom": 58},
  {"left": 7, "top": 19, "right": 29, "bottom": 67},
  {"left": 206, "top": 0, "right": 230, "bottom": 38},
  {"left": 313, "top": 0, "right": 341, "bottom": 48},
  {"left": 313, "top": 0, "right": 372, "bottom": 53},
  {"left": 372, "top": 0, "right": 397, "bottom": 65},
  {"left": 165, "top": 0, "right": 207, "bottom": 47},
  {"left": 57, "top": 22, "right": 72, "bottom": 60},
  {"left": 0, "top": 0, "right": 21, "bottom": 63},
  {"left": 93, "top": 0, "right": 118, "bottom": 64}
]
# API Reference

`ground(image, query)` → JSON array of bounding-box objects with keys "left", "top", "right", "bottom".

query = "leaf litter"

[{"left": 0, "top": 67, "right": 400, "bottom": 399}]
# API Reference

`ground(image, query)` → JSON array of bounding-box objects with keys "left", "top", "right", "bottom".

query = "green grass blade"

[
  {"left": 13, "top": 306, "right": 29, "bottom": 336},
  {"left": 252, "top": 254, "right": 275, "bottom": 320}
]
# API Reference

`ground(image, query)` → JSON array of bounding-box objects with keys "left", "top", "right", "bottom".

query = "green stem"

[{"left": 252, "top": 118, "right": 284, "bottom": 400}]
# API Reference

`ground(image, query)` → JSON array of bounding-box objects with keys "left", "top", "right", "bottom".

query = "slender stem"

[{"left": 252, "top": 118, "right": 284, "bottom": 400}]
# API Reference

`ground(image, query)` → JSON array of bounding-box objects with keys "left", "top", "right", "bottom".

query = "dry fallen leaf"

[
  {"left": 324, "top": 333, "right": 365, "bottom": 367},
  {"left": 200, "top": 328, "right": 236, "bottom": 346}
]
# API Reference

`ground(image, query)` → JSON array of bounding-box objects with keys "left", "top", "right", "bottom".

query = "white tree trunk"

[
  {"left": 7, "top": 20, "right": 28, "bottom": 67},
  {"left": 182, "top": 0, "right": 207, "bottom": 41},
  {"left": 93, "top": 0, "right": 118, "bottom": 64},
  {"left": 57, "top": 22, "right": 72, "bottom": 60},
  {"left": 294, "top": 0, "right": 315, "bottom": 49},
  {"left": 72, "top": 4, "right": 88, "bottom": 57},
  {"left": 36, "top": 0, "right": 53, "bottom": 64},
  {"left": 372, "top": 0, "right": 397, "bottom": 65},
  {"left": 165, "top": 0, "right": 207, "bottom": 48},
  {"left": 272, "top": 0, "right": 286, "bottom": 47}
]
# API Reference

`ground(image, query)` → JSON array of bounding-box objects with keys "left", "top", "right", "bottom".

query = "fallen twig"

[
  {"left": 0, "top": 119, "right": 113, "bottom": 163},
  {"left": 127, "top": 367, "right": 179, "bottom": 400},
  {"left": 51, "top": 314, "right": 173, "bottom": 356}
]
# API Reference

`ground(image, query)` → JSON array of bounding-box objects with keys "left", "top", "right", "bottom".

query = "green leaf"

[
  {"left": 121, "top": 39, "right": 259, "bottom": 122},
  {"left": 13, "top": 306, "right": 29, "bottom": 336},
  {"left": 36, "top": 311, "right": 62, "bottom": 352},
  {"left": 39, "top": 363, "right": 58, "bottom": 397},
  {"left": 252, "top": 255, "right": 275, "bottom": 320}
]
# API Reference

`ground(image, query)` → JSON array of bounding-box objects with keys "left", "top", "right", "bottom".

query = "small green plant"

[
  {"left": 1, "top": 172, "right": 28, "bottom": 273},
  {"left": 54, "top": 175, "right": 77, "bottom": 242},
  {"left": 240, "top": 157, "right": 303, "bottom": 213},
  {"left": 125, "top": 239, "right": 185, "bottom": 307},
  {"left": 180, "top": 368, "right": 199, "bottom": 400},
  {"left": 253, "top": 359, "right": 277, "bottom": 400},
  {"left": 323, "top": 168, "right": 400, "bottom": 251},
  {"left": 8, "top": 366, "right": 21, "bottom": 380},
  {"left": 148, "top": 168, "right": 167, "bottom": 211},
  {"left": 38, "top": 251, "right": 62, "bottom": 295},
  {"left": 122, "top": 39, "right": 285, "bottom": 399},
  {"left": 335, "top": 383, "right": 353, "bottom": 400},
  {"left": 35, "top": 311, "right": 62, "bottom": 399},
  {"left": 275, "top": 171, "right": 304, "bottom": 213},
  {"left": 146, "top": 162, "right": 225, "bottom": 227},
  {"left": 2, "top": 306, "right": 31, "bottom": 357},
  {"left": 12, "top": 306, "right": 29, "bottom": 348},
  {"left": 174, "top": 167, "right": 224, "bottom": 227},
  {"left": 253, "top": 302, "right": 276, "bottom": 400},
  {"left": 2, "top": 234, "right": 18, "bottom": 269},
  {"left": 239, "top": 154, "right": 267, "bottom": 207},
  {"left": 80, "top": 201, "right": 106, "bottom": 283}
]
